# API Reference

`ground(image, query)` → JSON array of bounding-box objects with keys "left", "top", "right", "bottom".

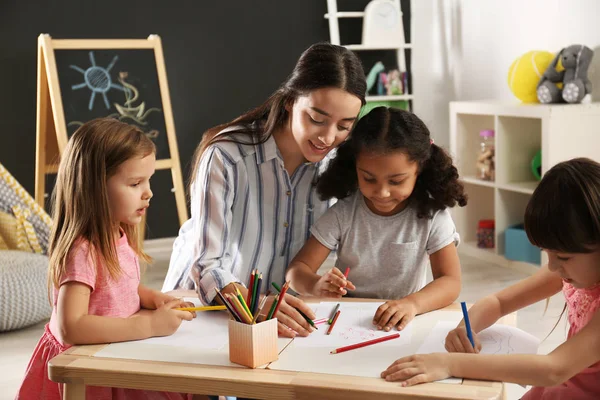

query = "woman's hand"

[
  {"left": 373, "top": 299, "right": 417, "bottom": 331},
  {"left": 381, "top": 353, "right": 451, "bottom": 386},
  {"left": 312, "top": 267, "right": 356, "bottom": 298},
  {"left": 261, "top": 294, "right": 316, "bottom": 338},
  {"left": 445, "top": 325, "right": 481, "bottom": 353}
]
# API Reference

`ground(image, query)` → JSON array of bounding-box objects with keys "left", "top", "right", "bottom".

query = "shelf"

[
  {"left": 460, "top": 177, "right": 538, "bottom": 195},
  {"left": 496, "top": 181, "right": 538, "bottom": 195},
  {"left": 366, "top": 95, "right": 413, "bottom": 102},
  {"left": 461, "top": 176, "right": 496, "bottom": 189},
  {"left": 324, "top": 11, "right": 365, "bottom": 18},
  {"left": 345, "top": 44, "right": 412, "bottom": 51}
]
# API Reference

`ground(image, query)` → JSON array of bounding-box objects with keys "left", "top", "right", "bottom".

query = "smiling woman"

[{"left": 162, "top": 42, "right": 367, "bottom": 341}]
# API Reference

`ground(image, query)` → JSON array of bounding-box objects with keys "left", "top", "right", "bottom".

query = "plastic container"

[
  {"left": 505, "top": 224, "right": 541, "bottom": 265},
  {"left": 476, "top": 130, "right": 495, "bottom": 181},
  {"left": 477, "top": 219, "right": 495, "bottom": 249}
]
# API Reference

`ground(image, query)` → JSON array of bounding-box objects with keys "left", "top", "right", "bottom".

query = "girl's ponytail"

[{"left": 413, "top": 143, "right": 467, "bottom": 218}]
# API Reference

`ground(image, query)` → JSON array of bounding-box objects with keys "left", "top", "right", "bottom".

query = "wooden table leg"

[{"left": 63, "top": 383, "right": 85, "bottom": 399}]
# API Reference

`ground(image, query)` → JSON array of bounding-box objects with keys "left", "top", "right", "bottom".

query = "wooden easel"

[{"left": 35, "top": 34, "right": 188, "bottom": 237}]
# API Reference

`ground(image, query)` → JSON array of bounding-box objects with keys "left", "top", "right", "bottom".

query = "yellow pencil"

[
  {"left": 175, "top": 305, "right": 227, "bottom": 311},
  {"left": 235, "top": 287, "right": 253, "bottom": 318}
]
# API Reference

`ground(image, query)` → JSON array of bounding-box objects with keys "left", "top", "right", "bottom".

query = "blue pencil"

[{"left": 460, "top": 301, "right": 475, "bottom": 348}]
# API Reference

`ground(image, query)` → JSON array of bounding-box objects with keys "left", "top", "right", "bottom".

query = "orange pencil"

[{"left": 326, "top": 310, "right": 340, "bottom": 335}]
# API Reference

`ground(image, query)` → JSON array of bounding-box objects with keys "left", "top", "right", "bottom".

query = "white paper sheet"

[
  {"left": 293, "top": 301, "right": 413, "bottom": 347},
  {"left": 93, "top": 298, "right": 293, "bottom": 367},
  {"left": 417, "top": 321, "right": 540, "bottom": 355}
]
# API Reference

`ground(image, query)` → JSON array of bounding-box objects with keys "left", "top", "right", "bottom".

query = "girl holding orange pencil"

[{"left": 286, "top": 107, "right": 465, "bottom": 333}]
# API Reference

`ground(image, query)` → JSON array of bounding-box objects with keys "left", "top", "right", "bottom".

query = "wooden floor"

[{"left": 0, "top": 247, "right": 566, "bottom": 400}]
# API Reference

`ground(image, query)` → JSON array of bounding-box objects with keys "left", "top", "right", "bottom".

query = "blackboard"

[
  {"left": 35, "top": 35, "right": 188, "bottom": 229},
  {"left": 54, "top": 49, "right": 170, "bottom": 160}
]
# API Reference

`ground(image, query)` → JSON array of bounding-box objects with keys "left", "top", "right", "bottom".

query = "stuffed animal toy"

[
  {"left": 537, "top": 45, "right": 594, "bottom": 104},
  {"left": 507, "top": 51, "right": 555, "bottom": 103}
]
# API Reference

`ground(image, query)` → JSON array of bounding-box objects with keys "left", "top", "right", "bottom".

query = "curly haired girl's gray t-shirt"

[{"left": 310, "top": 192, "right": 460, "bottom": 300}]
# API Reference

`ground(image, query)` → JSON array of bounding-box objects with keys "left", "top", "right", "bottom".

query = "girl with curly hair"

[{"left": 286, "top": 106, "right": 467, "bottom": 332}]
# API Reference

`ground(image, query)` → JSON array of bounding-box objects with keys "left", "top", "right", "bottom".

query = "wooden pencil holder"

[{"left": 228, "top": 318, "right": 278, "bottom": 368}]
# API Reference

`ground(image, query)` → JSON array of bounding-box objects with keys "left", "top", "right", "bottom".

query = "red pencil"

[
  {"left": 330, "top": 332, "right": 400, "bottom": 354},
  {"left": 326, "top": 310, "right": 340, "bottom": 335},
  {"left": 343, "top": 267, "right": 350, "bottom": 279},
  {"left": 270, "top": 281, "right": 290, "bottom": 319},
  {"left": 247, "top": 269, "right": 255, "bottom": 307}
]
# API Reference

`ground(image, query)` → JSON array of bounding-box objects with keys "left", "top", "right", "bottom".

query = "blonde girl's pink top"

[
  {"left": 522, "top": 281, "right": 600, "bottom": 400},
  {"left": 16, "top": 233, "right": 191, "bottom": 400}
]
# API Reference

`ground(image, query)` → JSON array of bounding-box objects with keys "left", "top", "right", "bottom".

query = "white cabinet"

[{"left": 450, "top": 101, "right": 600, "bottom": 274}]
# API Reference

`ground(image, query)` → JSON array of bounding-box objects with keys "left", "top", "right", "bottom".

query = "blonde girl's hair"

[{"left": 48, "top": 118, "right": 155, "bottom": 289}]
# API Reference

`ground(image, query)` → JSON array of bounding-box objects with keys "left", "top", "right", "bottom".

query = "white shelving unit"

[
  {"left": 325, "top": 0, "right": 413, "bottom": 104},
  {"left": 450, "top": 100, "right": 600, "bottom": 275}
]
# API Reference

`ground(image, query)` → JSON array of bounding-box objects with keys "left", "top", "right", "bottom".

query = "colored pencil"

[
  {"left": 461, "top": 301, "right": 475, "bottom": 348},
  {"left": 270, "top": 281, "right": 314, "bottom": 327},
  {"left": 270, "top": 281, "right": 289, "bottom": 319},
  {"left": 267, "top": 293, "right": 280, "bottom": 320},
  {"left": 313, "top": 318, "right": 328, "bottom": 325},
  {"left": 271, "top": 282, "right": 282, "bottom": 292},
  {"left": 251, "top": 271, "right": 260, "bottom": 311},
  {"left": 327, "top": 310, "right": 340, "bottom": 335},
  {"left": 236, "top": 287, "right": 253, "bottom": 319},
  {"left": 343, "top": 267, "right": 350, "bottom": 279},
  {"left": 215, "top": 288, "right": 242, "bottom": 322},
  {"left": 330, "top": 332, "right": 400, "bottom": 354},
  {"left": 252, "top": 273, "right": 263, "bottom": 316},
  {"left": 228, "top": 294, "right": 252, "bottom": 324},
  {"left": 328, "top": 303, "right": 340, "bottom": 324},
  {"left": 251, "top": 295, "right": 269, "bottom": 324},
  {"left": 222, "top": 292, "right": 245, "bottom": 323},
  {"left": 174, "top": 305, "right": 226, "bottom": 311},
  {"left": 296, "top": 307, "right": 315, "bottom": 327},
  {"left": 247, "top": 269, "right": 256, "bottom": 308}
]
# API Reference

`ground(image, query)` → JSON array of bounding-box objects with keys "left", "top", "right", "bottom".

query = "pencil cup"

[{"left": 228, "top": 318, "right": 278, "bottom": 368}]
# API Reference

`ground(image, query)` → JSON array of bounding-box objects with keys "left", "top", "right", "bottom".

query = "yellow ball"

[{"left": 507, "top": 51, "right": 555, "bottom": 103}]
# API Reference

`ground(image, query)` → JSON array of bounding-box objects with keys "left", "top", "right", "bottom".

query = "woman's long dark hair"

[
  {"left": 189, "top": 42, "right": 367, "bottom": 188},
  {"left": 317, "top": 106, "right": 467, "bottom": 218},
  {"left": 525, "top": 158, "right": 600, "bottom": 253}
]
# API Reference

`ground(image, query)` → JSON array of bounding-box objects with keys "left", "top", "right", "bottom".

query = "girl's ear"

[{"left": 284, "top": 98, "right": 293, "bottom": 113}]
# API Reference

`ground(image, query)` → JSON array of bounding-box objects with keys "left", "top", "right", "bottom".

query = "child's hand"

[
  {"left": 150, "top": 291, "right": 178, "bottom": 309},
  {"left": 148, "top": 292, "right": 197, "bottom": 318},
  {"left": 445, "top": 325, "right": 481, "bottom": 353},
  {"left": 149, "top": 299, "right": 194, "bottom": 337},
  {"left": 373, "top": 299, "right": 417, "bottom": 331},
  {"left": 312, "top": 267, "right": 356, "bottom": 298},
  {"left": 381, "top": 353, "right": 451, "bottom": 385}
]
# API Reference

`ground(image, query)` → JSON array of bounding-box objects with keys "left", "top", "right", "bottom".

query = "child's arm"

[
  {"left": 382, "top": 306, "right": 600, "bottom": 387},
  {"left": 373, "top": 243, "right": 461, "bottom": 331},
  {"left": 286, "top": 236, "right": 356, "bottom": 297},
  {"left": 446, "top": 264, "right": 563, "bottom": 353},
  {"left": 56, "top": 282, "right": 194, "bottom": 346}
]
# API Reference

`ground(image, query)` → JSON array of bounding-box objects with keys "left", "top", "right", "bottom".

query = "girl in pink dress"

[
  {"left": 16, "top": 118, "right": 197, "bottom": 400},
  {"left": 381, "top": 157, "right": 600, "bottom": 399}
]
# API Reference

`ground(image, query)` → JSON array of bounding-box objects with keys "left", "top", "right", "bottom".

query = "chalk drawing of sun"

[{"left": 69, "top": 51, "right": 127, "bottom": 111}]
